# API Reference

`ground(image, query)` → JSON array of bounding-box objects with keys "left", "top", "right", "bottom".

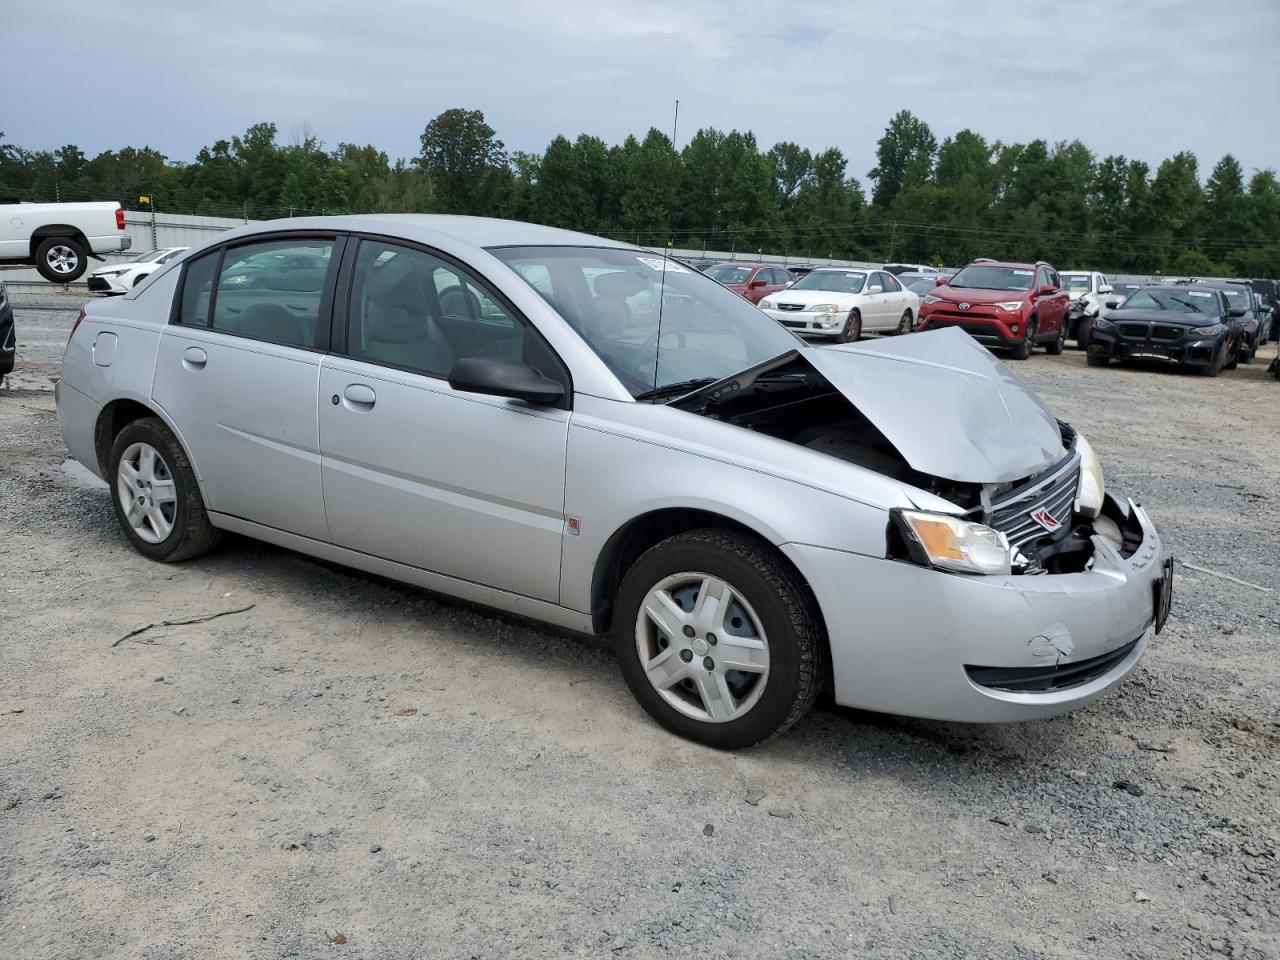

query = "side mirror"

[
  {"left": 448, "top": 357, "right": 564, "bottom": 406},
  {"left": 1104, "top": 299, "right": 1121, "bottom": 310},
  {"left": 935, "top": 276, "right": 950, "bottom": 286},
  {"left": 1226, "top": 308, "right": 1246, "bottom": 318},
  {"left": 749, "top": 277, "right": 767, "bottom": 288},
  {"left": 1037, "top": 284, "right": 1057, "bottom": 296},
  {"left": 867, "top": 285, "right": 883, "bottom": 294}
]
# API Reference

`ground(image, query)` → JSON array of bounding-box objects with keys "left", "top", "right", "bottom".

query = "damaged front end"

[{"left": 670, "top": 328, "right": 1139, "bottom": 578}]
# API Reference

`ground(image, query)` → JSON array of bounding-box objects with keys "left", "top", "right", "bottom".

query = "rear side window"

[
  {"left": 211, "top": 238, "right": 335, "bottom": 348},
  {"left": 178, "top": 251, "right": 219, "bottom": 326}
]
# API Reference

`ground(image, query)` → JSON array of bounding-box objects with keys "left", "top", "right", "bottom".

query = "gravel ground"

[{"left": 1, "top": 291, "right": 1277, "bottom": 960}]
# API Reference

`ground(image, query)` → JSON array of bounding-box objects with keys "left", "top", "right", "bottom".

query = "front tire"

[
  {"left": 1009, "top": 319, "right": 1035, "bottom": 360},
  {"left": 109, "top": 417, "right": 221, "bottom": 562},
  {"left": 612, "top": 528, "right": 826, "bottom": 749},
  {"left": 35, "top": 236, "right": 88, "bottom": 283},
  {"left": 839, "top": 309, "right": 862, "bottom": 343}
]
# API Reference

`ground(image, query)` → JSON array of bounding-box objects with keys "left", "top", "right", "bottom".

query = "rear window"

[{"left": 178, "top": 251, "right": 219, "bottom": 326}]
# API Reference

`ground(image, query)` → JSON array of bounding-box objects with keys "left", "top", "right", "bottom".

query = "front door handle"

[
  {"left": 340, "top": 384, "right": 376, "bottom": 411},
  {"left": 182, "top": 346, "right": 207, "bottom": 369}
]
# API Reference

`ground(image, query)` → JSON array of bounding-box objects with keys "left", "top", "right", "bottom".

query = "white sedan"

[
  {"left": 87, "top": 247, "right": 187, "bottom": 295},
  {"left": 759, "top": 268, "right": 919, "bottom": 341}
]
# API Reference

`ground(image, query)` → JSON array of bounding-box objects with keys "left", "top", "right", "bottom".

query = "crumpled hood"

[{"left": 803, "top": 327, "right": 1064, "bottom": 483}]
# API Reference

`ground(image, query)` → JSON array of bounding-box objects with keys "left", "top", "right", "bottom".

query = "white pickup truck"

[{"left": 0, "top": 201, "right": 132, "bottom": 283}]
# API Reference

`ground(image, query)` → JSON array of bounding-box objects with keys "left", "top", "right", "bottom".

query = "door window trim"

[
  {"left": 331, "top": 232, "right": 573, "bottom": 408},
  {"left": 168, "top": 230, "right": 346, "bottom": 354}
]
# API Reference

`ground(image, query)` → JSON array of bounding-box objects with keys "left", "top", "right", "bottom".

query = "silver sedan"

[{"left": 55, "top": 216, "right": 1172, "bottom": 749}]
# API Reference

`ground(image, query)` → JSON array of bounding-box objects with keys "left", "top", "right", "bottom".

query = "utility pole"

[
  {"left": 671, "top": 100, "right": 680, "bottom": 150},
  {"left": 887, "top": 221, "right": 898, "bottom": 262}
]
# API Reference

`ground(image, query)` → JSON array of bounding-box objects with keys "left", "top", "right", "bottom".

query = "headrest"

[
  {"left": 593, "top": 271, "right": 647, "bottom": 298},
  {"left": 367, "top": 304, "right": 427, "bottom": 344}
]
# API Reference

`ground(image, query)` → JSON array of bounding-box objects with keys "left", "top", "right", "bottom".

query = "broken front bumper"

[{"left": 783, "top": 495, "right": 1167, "bottom": 723}]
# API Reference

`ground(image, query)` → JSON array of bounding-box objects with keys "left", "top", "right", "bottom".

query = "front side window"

[
  {"left": 211, "top": 238, "right": 334, "bottom": 348},
  {"left": 347, "top": 240, "right": 526, "bottom": 378},
  {"left": 881, "top": 273, "right": 901, "bottom": 293},
  {"left": 490, "top": 246, "right": 801, "bottom": 398}
]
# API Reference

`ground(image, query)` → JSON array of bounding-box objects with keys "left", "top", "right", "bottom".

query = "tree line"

[{"left": 2, "top": 109, "right": 1277, "bottom": 276}]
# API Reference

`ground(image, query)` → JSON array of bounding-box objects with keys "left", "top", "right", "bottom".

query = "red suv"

[
  {"left": 704, "top": 262, "right": 792, "bottom": 304},
  {"left": 916, "top": 260, "right": 1070, "bottom": 359}
]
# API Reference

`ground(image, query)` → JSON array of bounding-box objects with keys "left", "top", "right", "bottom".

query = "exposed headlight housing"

[
  {"left": 1075, "top": 432, "right": 1105, "bottom": 518},
  {"left": 922, "top": 294, "right": 941, "bottom": 305},
  {"left": 893, "top": 509, "right": 1013, "bottom": 576},
  {"left": 994, "top": 300, "right": 1025, "bottom": 312}
]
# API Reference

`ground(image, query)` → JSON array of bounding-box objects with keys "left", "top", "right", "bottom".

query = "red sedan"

[{"left": 704, "top": 262, "right": 792, "bottom": 305}]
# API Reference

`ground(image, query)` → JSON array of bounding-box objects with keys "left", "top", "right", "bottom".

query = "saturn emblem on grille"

[
  {"left": 1028, "top": 507, "right": 1061, "bottom": 532},
  {"left": 957, "top": 302, "right": 972, "bottom": 310}
]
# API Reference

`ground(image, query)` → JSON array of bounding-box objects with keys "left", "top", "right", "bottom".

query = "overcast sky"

[{"left": 4, "top": 0, "right": 1277, "bottom": 187}]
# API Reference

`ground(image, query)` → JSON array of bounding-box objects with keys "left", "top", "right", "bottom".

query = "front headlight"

[
  {"left": 759, "top": 299, "right": 776, "bottom": 310},
  {"left": 97, "top": 268, "right": 130, "bottom": 277},
  {"left": 994, "top": 300, "right": 1024, "bottom": 312},
  {"left": 807, "top": 303, "right": 842, "bottom": 314},
  {"left": 894, "top": 510, "right": 1012, "bottom": 576},
  {"left": 1192, "top": 323, "right": 1225, "bottom": 336},
  {"left": 1075, "top": 432, "right": 1105, "bottom": 518},
  {"left": 922, "top": 294, "right": 941, "bottom": 305}
]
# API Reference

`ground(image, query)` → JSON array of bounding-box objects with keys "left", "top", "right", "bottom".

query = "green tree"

[
  {"left": 869, "top": 111, "right": 936, "bottom": 210},
  {"left": 415, "top": 108, "right": 509, "bottom": 216}
]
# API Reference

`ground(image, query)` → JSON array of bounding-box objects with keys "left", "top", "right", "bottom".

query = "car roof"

[
  {"left": 209, "top": 214, "right": 636, "bottom": 257},
  {"left": 963, "top": 260, "right": 1042, "bottom": 270}
]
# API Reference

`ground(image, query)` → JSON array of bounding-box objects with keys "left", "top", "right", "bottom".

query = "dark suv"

[{"left": 915, "top": 260, "right": 1070, "bottom": 360}]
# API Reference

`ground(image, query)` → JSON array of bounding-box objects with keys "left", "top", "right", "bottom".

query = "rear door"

[
  {"left": 317, "top": 236, "right": 570, "bottom": 602},
  {"left": 151, "top": 234, "right": 341, "bottom": 541}
]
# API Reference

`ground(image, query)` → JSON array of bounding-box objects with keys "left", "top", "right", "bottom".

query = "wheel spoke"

[
  {"left": 138, "top": 445, "right": 156, "bottom": 482},
  {"left": 118, "top": 461, "right": 140, "bottom": 488},
  {"left": 149, "top": 478, "right": 177, "bottom": 505},
  {"left": 645, "top": 645, "right": 688, "bottom": 690},
  {"left": 715, "top": 634, "right": 769, "bottom": 674},
  {"left": 691, "top": 576, "right": 732, "bottom": 633},
  {"left": 642, "top": 588, "right": 688, "bottom": 643},
  {"left": 146, "top": 503, "right": 173, "bottom": 540},
  {"left": 126, "top": 498, "right": 146, "bottom": 526},
  {"left": 693, "top": 671, "right": 737, "bottom": 722}
]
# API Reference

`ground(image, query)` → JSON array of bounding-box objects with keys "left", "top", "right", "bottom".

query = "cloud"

[{"left": 3, "top": 0, "right": 1277, "bottom": 187}]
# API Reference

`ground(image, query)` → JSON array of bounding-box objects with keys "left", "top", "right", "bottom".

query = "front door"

[
  {"left": 151, "top": 235, "right": 340, "bottom": 541},
  {"left": 317, "top": 237, "right": 570, "bottom": 602}
]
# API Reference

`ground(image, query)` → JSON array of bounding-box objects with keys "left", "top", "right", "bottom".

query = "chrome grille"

[
  {"left": 776, "top": 303, "right": 805, "bottom": 312},
  {"left": 988, "top": 454, "right": 1081, "bottom": 553}
]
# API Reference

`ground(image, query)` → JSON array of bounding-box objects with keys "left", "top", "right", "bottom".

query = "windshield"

[
  {"left": 1121, "top": 288, "right": 1223, "bottom": 314},
  {"left": 490, "top": 246, "right": 801, "bottom": 398},
  {"left": 1062, "top": 274, "right": 1092, "bottom": 293},
  {"left": 127, "top": 249, "right": 170, "bottom": 263},
  {"left": 906, "top": 278, "right": 935, "bottom": 296},
  {"left": 705, "top": 264, "right": 753, "bottom": 285},
  {"left": 788, "top": 270, "right": 866, "bottom": 294},
  {"left": 948, "top": 265, "right": 1036, "bottom": 292}
]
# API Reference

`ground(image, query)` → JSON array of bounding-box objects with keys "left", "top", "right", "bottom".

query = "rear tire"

[
  {"left": 895, "top": 309, "right": 913, "bottom": 335},
  {"left": 35, "top": 236, "right": 88, "bottom": 283},
  {"left": 1045, "top": 324, "right": 1065, "bottom": 355},
  {"left": 108, "top": 417, "right": 221, "bottom": 562},
  {"left": 612, "top": 528, "right": 827, "bottom": 750},
  {"left": 1086, "top": 353, "right": 1109, "bottom": 367}
]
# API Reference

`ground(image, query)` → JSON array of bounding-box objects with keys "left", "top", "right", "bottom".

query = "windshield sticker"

[
  {"left": 1185, "top": 291, "right": 1211, "bottom": 298},
  {"left": 636, "top": 256, "right": 689, "bottom": 274},
  {"left": 1012, "top": 269, "right": 1033, "bottom": 276}
]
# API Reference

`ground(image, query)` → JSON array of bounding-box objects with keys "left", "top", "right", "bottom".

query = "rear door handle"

[
  {"left": 339, "top": 384, "right": 376, "bottom": 411},
  {"left": 182, "top": 346, "right": 207, "bottom": 369}
]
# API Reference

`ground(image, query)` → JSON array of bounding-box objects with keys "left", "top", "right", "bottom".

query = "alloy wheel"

[
  {"left": 46, "top": 245, "right": 80, "bottom": 275},
  {"left": 115, "top": 442, "right": 178, "bottom": 544},
  {"left": 635, "top": 572, "right": 770, "bottom": 723}
]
